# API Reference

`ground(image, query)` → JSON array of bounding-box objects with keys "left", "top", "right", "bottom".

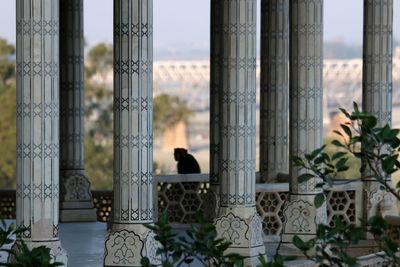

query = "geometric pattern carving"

[
  {"left": 59, "top": 0, "right": 86, "bottom": 171},
  {"left": 0, "top": 189, "right": 16, "bottom": 219},
  {"left": 15, "top": 2, "right": 65, "bottom": 263},
  {"left": 157, "top": 182, "right": 208, "bottom": 223},
  {"left": 260, "top": 0, "right": 289, "bottom": 183},
  {"left": 218, "top": 0, "right": 258, "bottom": 207},
  {"left": 280, "top": 0, "right": 326, "bottom": 250},
  {"left": 256, "top": 191, "right": 288, "bottom": 235},
  {"left": 59, "top": 0, "right": 95, "bottom": 221},
  {"left": 111, "top": 0, "right": 153, "bottom": 224},
  {"left": 326, "top": 190, "right": 356, "bottom": 226},
  {"left": 288, "top": 0, "right": 324, "bottom": 194},
  {"left": 361, "top": 0, "right": 397, "bottom": 221},
  {"left": 105, "top": 0, "right": 155, "bottom": 264},
  {"left": 92, "top": 190, "right": 114, "bottom": 222},
  {"left": 210, "top": 0, "right": 222, "bottom": 185}
]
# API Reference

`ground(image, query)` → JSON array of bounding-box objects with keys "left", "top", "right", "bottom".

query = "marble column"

[
  {"left": 362, "top": 0, "right": 397, "bottom": 220},
  {"left": 103, "top": 0, "right": 160, "bottom": 266},
  {"left": 13, "top": 0, "right": 67, "bottom": 264},
  {"left": 214, "top": 0, "right": 266, "bottom": 264},
  {"left": 260, "top": 0, "right": 289, "bottom": 183},
  {"left": 59, "top": 0, "right": 97, "bottom": 222},
  {"left": 279, "top": 0, "right": 327, "bottom": 255},
  {"left": 205, "top": 0, "right": 223, "bottom": 222}
]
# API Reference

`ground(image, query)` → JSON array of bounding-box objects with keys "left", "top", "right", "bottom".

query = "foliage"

[
  {"left": 141, "top": 213, "right": 244, "bottom": 267},
  {"left": 0, "top": 215, "right": 63, "bottom": 267},
  {"left": 153, "top": 94, "right": 193, "bottom": 137},
  {"left": 0, "top": 38, "right": 15, "bottom": 87},
  {"left": 323, "top": 136, "right": 360, "bottom": 179},
  {"left": 84, "top": 136, "right": 113, "bottom": 189},
  {"left": 0, "top": 83, "right": 16, "bottom": 188},
  {"left": 85, "top": 43, "right": 113, "bottom": 79},
  {"left": 291, "top": 103, "right": 400, "bottom": 266},
  {"left": 0, "top": 39, "right": 15, "bottom": 189}
]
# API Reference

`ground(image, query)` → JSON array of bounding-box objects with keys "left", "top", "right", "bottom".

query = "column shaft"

[
  {"left": 214, "top": 0, "right": 266, "bottom": 264},
  {"left": 103, "top": 0, "right": 160, "bottom": 265},
  {"left": 14, "top": 0, "right": 67, "bottom": 264},
  {"left": 362, "top": 0, "right": 397, "bottom": 220},
  {"left": 280, "top": 0, "right": 326, "bottom": 254},
  {"left": 205, "top": 0, "right": 223, "bottom": 221},
  {"left": 260, "top": 0, "right": 289, "bottom": 183},
  {"left": 59, "top": 0, "right": 96, "bottom": 222}
]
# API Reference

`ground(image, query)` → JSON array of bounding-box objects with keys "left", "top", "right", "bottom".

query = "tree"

[
  {"left": 0, "top": 83, "right": 16, "bottom": 188},
  {"left": 85, "top": 42, "right": 113, "bottom": 80},
  {"left": 0, "top": 38, "right": 15, "bottom": 87},
  {"left": 0, "top": 39, "right": 15, "bottom": 188},
  {"left": 153, "top": 94, "right": 193, "bottom": 151},
  {"left": 83, "top": 43, "right": 114, "bottom": 189}
]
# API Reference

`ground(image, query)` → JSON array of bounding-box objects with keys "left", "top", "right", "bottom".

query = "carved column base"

[
  {"left": 279, "top": 194, "right": 327, "bottom": 256},
  {"left": 364, "top": 180, "right": 398, "bottom": 239},
  {"left": 60, "top": 170, "right": 97, "bottom": 222},
  {"left": 9, "top": 240, "right": 68, "bottom": 265},
  {"left": 364, "top": 180, "right": 398, "bottom": 218},
  {"left": 203, "top": 185, "right": 220, "bottom": 222},
  {"left": 104, "top": 223, "right": 161, "bottom": 267},
  {"left": 215, "top": 206, "right": 267, "bottom": 265}
]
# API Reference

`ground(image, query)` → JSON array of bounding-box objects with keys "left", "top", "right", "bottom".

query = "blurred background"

[{"left": 0, "top": 0, "right": 399, "bottom": 189}]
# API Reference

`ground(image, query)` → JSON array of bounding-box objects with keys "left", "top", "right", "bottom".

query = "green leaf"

[
  {"left": 335, "top": 157, "right": 348, "bottom": 170},
  {"left": 292, "top": 236, "right": 311, "bottom": 251},
  {"left": 298, "top": 173, "right": 314, "bottom": 183},
  {"left": 314, "top": 194, "right": 325, "bottom": 208},
  {"left": 353, "top": 102, "right": 359, "bottom": 113},
  {"left": 140, "top": 257, "right": 150, "bottom": 267},
  {"left": 332, "top": 152, "right": 347, "bottom": 161},
  {"left": 331, "top": 140, "right": 344, "bottom": 147},
  {"left": 382, "top": 155, "right": 398, "bottom": 174},
  {"left": 340, "top": 124, "right": 352, "bottom": 137}
]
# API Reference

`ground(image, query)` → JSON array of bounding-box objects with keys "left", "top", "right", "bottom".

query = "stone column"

[
  {"left": 260, "top": 0, "right": 289, "bottom": 183},
  {"left": 103, "top": 0, "right": 160, "bottom": 266},
  {"left": 214, "top": 0, "right": 266, "bottom": 264},
  {"left": 362, "top": 0, "right": 397, "bottom": 220},
  {"left": 205, "top": 0, "right": 223, "bottom": 222},
  {"left": 59, "top": 0, "right": 97, "bottom": 222},
  {"left": 13, "top": 0, "right": 67, "bottom": 264},
  {"left": 279, "top": 0, "right": 327, "bottom": 255}
]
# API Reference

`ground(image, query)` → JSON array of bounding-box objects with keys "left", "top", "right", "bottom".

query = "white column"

[
  {"left": 214, "top": 0, "right": 266, "bottom": 264},
  {"left": 59, "top": 0, "right": 97, "bottom": 222},
  {"left": 279, "top": 0, "right": 327, "bottom": 255},
  {"left": 260, "top": 0, "right": 289, "bottom": 183},
  {"left": 362, "top": 0, "right": 397, "bottom": 220},
  {"left": 205, "top": 0, "right": 223, "bottom": 222},
  {"left": 103, "top": 0, "right": 160, "bottom": 266},
  {"left": 14, "top": 0, "right": 67, "bottom": 264}
]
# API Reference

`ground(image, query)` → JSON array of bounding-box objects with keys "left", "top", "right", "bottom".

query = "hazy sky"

[{"left": 0, "top": 0, "right": 399, "bottom": 49}]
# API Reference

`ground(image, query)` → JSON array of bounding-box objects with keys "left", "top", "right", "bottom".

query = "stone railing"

[
  {"left": 0, "top": 175, "right": 365, "bottom": 235},
  {"left": 0, "top": 189, "right": 15, "bottom": 219},
  {"left": 153, "top": 173, "right": 209, "bottom": 226}
]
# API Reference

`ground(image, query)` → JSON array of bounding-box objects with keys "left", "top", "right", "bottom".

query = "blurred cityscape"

[{"left": 91, "top": 46, "right": 400, "bottom": 174}]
